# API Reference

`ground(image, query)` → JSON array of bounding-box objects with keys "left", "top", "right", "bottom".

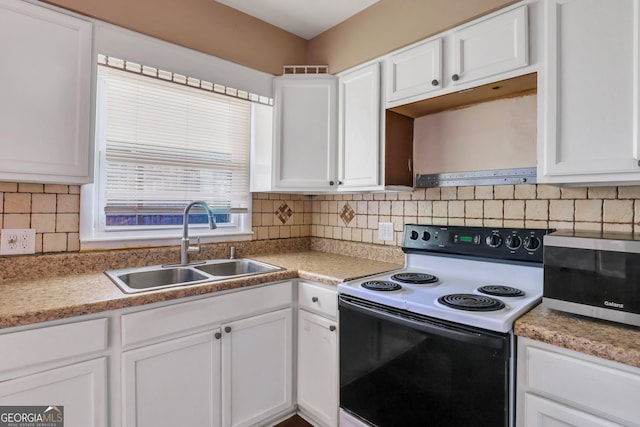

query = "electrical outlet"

[
  {"left": 0, "top": 228, "right": 36, "bottom": 255},
  {"left": 378, "top": 222, "right": 394, "bottom": 241}
]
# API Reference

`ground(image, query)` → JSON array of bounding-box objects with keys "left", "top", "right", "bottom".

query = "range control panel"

[{"left": 402, "top": 224, "right": 552, "bottom": 264}]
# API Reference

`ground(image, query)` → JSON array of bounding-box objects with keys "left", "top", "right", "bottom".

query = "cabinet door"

[
  {"left": 122, "top": 331, "right": 222, "bottom": 427},
  {"left": 386, "top": 38, "right": 442, "bottom": 106},
  {"left": 538, "top": 0, "right": 640, "bottom": 184},
  {"left": 297, "top": 310, "right": 338, "bottom": 427},
  {"left": 338, "top": 62, "right": 381, "bottom": 190},
  {"left": 221, "top": 308, "right": 293, "bottom": 427},
  {"left": 0, "top": 0, "right": 93, "bottom": 184},
  {"left": 273, "top": 77, "right": 337, "bottom": 191},
  {"left": 524, "top": 394, "right": 623, "bottom": 427},
  {"left": 451, "top": 5, "right": 528, "bottom": 86},
  {"left": 0, "top": 358, "right": 107, "bottom": 427}
]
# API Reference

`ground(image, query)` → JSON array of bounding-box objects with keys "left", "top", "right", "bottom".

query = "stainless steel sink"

[
  {"left": 105, "top": 258, "right": 283, "bottom": 294},
  {"left": 195, "top": 259, "right": 279, "bottom": 276}
]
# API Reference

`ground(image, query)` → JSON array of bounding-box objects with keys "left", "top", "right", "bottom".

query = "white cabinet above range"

[{"left": 385, "top": 2, "right": 535, "bottom": 110}]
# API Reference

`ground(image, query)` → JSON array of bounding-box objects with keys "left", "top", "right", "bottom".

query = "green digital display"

[{"left": 459, "top": 235, "right": 473, "bottom": 243}]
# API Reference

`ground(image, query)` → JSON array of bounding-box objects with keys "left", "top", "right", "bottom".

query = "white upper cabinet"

[
  {"left": 338, "top": 62, "right": 381, "bottom": 190},
  {"left": 385, "top": 2, "right": 533, "bottom": 109},
  {"left": 538, "top": 0, "right": 640, "bottom": 185},
  {"left": 272, "top": 76, "right": 338, "bottom": 191},
  {"left": 451, "top": 6, "right": 528, "bottom": 86},
  {"left": 386, "top": 38, "right": 443, "bottom": 105},
  {"left": 0, "top": 0, "right": 93, "bottom": 184}
]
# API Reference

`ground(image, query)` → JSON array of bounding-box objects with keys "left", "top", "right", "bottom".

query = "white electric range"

[{"left": 338, "top": 224, "right": 552, "bottom": 427}]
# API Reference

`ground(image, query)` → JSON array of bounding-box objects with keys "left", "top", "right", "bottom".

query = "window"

[{"left": 82, "top": 60, "right": 256, "bottom": 248}]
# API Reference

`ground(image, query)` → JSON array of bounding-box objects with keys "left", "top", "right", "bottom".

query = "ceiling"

[{"left": 215, "top": 0, "right": 380, "bottom": 40}]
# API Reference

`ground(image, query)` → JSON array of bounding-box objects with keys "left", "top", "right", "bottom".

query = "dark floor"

[{"left": 275, "top": 414, "right": 314, "bottom": 427}]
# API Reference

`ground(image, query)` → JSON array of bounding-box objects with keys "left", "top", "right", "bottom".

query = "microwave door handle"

[{"left": 339, "top": 296, "right": 506, "bottom": 350}]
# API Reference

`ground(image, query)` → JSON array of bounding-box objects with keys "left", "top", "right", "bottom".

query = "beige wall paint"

[
  {"left": 43, "top": 0, "right": 307, "bottom": 75},
  {"left": 413, "top": 94, "right": 537, "bottom": 174},
  {"left": 43, "top": 0, "right": 517, "bottom": 75},
  {"left": 307, "top": 0, "right": 517, "bottom": 73}
]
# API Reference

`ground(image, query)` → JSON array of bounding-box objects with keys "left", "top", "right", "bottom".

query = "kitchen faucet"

[{"left": 180, "top": 200, "right": 217, "bottom": 265}]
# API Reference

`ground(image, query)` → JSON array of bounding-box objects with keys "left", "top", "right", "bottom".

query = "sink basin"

[
  {"left": 105, "top": 258, "right": 283, "bottom": 294},
  {"left": 116, "top": 267, "right": 210, "bottom": 291},
  {"left": 195, "top": 259, "right": 280, "bottom": 276}
]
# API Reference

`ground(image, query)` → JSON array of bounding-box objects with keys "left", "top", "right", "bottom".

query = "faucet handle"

[{"left": 187, "top": 236, "right": 201, "bottom": 255}]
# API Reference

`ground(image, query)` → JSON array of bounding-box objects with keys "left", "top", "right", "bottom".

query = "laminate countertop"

[
  {"left": 0, "top": 251, "right": 402, "bottom": 330},
  {"left": 515, "top": 305, "right": 640, "bottom": 369}
]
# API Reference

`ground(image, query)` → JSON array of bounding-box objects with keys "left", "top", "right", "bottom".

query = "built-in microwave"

[{"left": 543, "top": 231, "right": 640, "bottom": 327}]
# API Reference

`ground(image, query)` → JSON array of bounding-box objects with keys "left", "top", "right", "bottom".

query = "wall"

[
  {"left": 310, "top": 185, "right": 640, "bottom": 246},
  {"left": 413, "top": 94, "right": 537, "bottom": 174},
  {"left": 307, "top": 0, "right": 517, "bottom": 73},
  {"left": 3, "top": 182, "right": 640, "bottom": 256},
  {"left": 42, "top": 0, "right": 306, "bottom": 75}
]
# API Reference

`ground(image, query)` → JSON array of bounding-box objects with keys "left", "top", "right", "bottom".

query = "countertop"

[
  {"left": 0, "top": 251, "right": 402, "bottom": 330},
  {"left": 515, "top": 305, "right": 640, "bottom": 369}
]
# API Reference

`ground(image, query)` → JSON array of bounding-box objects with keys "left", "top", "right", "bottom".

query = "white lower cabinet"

[
  {"left": 222, "top": 309, "right": 293, "bottom": 427},
  {"left": 122, "top": 331, "right": 222, "bottom": 427},
  {"left": 0, "top": 358, "right": 107, "bottom": 427},
  {"left": 296, "top": 281, "right": 338, "bottom": 427},
  {"left": 120, "top": 281, "right": 294, "bottom": 427},
  {"left": 0, "top": 317, "right": 109, "bottom": 427},
  {"left": 517, "top": 337, "right": 640, "bottom": 427}
]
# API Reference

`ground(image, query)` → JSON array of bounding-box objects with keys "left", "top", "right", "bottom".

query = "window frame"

[{"left": 80, "top": 61, "right": 255, "bottom": 250}]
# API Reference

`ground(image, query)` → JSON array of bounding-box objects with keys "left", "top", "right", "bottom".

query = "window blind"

[{"left": 99, "top": 65, "right": 251, "bottom": 215}]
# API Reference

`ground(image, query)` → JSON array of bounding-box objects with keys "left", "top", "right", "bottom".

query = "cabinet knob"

[
  {"left": 215, "top": 332, "right": 222, "bottom": 339},
  {"left": 329, "top": 181, "right": 335, "bottom": 186},
  {"left": 224, "top": 326, "right": 232, "bottom": 333},
  {"left": 431, "top": 79, "right": 439, "bottom": 86},
  {"left": 312, "top": 296, "right": 319, "bottom": 303},
  {"left": 338, "top": 181, "right": 343, "bottom": 185},
  {"left": 452, "top": 74, "right": 460, "bottom": 81},
  {"left": 329, "top": 325, "right": 336, "bottom": 332}
]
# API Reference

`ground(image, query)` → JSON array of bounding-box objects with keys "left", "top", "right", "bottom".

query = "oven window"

[{"left": 339, "top": 297, "right": 510, "bottom": 427}]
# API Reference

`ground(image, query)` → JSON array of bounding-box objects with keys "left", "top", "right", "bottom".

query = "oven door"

[{"left": 339, "top": 295, "right": 511, "bottom": 427}]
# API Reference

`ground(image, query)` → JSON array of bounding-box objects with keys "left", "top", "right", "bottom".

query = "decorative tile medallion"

[
  {"left": 339, "top": 202, "right": 356, "bottom": 225},
  {"left": 275, "top": 202, "right": 293, "bottom": 224}
]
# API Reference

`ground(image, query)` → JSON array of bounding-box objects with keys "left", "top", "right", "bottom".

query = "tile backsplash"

[
  {"left": 310, "top": 185, "right": 640, "bottom": 246},
  {"left": 2, "top": 181, "right": 640, "bottom": 254}
]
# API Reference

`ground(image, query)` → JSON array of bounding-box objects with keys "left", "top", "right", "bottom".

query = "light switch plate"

[
  {"left": 378, "top": 222, "right": 394, "bottom": 241},
  {"left": 0, "top": 228, "right": 36, "bottom": 255}
]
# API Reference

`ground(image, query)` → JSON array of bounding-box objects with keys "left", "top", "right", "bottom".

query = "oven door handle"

[{"left": 339, "top": 296, "right": 507, "bottom": 350}]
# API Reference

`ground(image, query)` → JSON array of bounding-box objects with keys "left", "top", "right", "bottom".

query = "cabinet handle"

[
  {"left": 312, "top": 296, "right": 319, "bottom": 303},
  {"left": 452, "top": 74, "right": 460, "bottom": 81},
  {"left": 224, "top": 326, "right": 231, "bottom": 333},
  {"left": 329, "top": 181, "right": 335, "bottom": 186},
  {"left": 215, "top": 332, "right": 222, "bottom": 339},
  {"left": 431, "top": 79, "right": 439, "bottom": 86},
  {"left": 329, "top": 325, "right": 336, "bottom": 332}
]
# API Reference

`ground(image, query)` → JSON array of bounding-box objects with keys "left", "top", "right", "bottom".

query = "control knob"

[
  {"left": 410, "top": 230, "right": 420, "bottom": 240},
  {"left": 505, "top": 235, "right": 522, "bottom": 250},
  {"left": 422, "top": 231, "right": 431, "bottom": 241},
  {"left": 523, "top": 236, "right": 541, "bottom": 251},
  {"left": 485, "top": 233, "right": 503, "bottom": 248}
]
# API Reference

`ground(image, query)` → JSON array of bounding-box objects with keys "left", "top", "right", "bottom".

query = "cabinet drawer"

[
  {"left": 524, "top": 345, "right": 640, "bottom": 424},
  {"left": 122, "top": 281, "right": 293, "bottom": 347},
  {"left": 298, "top": 281, "right": 337, "bottom": 319},
  {"left": 0, "top": 318, "right": 108, "bottom": 374}
]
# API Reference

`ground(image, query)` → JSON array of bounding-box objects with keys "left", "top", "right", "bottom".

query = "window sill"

[{"left": 80, "top": 230, "right": 253, "bottom": 251}]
